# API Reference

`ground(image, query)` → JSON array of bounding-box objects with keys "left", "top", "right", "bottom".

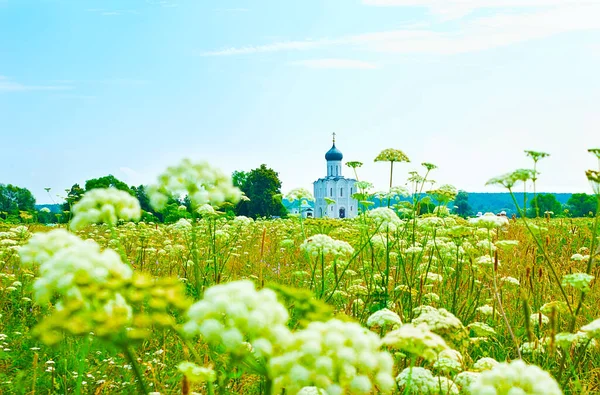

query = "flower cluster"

[
  {"left": 366, "top": 207, "right": 404, "bottom": 232},
  {"left": 580, "top": 318, "right": 600, "bottom": 339},
  {"left": 269, "top": 319, "right": 395, "bottom": 395},
  {"left": 70, "top": 187, "right": 141, "bottom": 230},
  {"left": 468, "top": 213, "right": 509, "bottom": 228},
  {"left": 300, "top": 234, "right": 354, "bottom": 258},
  {"left": 485, "top": 169, "right": 536, "bottom": 189},
  {"left": 177, "top": 361, "right": 216, "bottom": 383},
  {"left": 19, "top": 229, "right": 133, "bottom": 303},
  {"left": 427, "top": 184, "right": 458, "bottom": 203},
  {"left": 183, "top": 280, "right": 291, "bottom": 358},
  {"left": 468, "top": 359, "right": 562, "bottom": 394},
  {"left": 147, "top": 158, "right": 242, "bottom": 211},
  {"left": 412, "top": 306, "right": 468, "bottom": 348},
  {"left": 561, "top": 272, "right": 594, "bottom": 293},
  {"left": 396, "top": 367, "right": 458, "bottom": 394},
  {"left": 285, "top": 188, "right": 315, "bottom": 202},
  {"left": 366, "top": 308, "right": 402, "bottom": 331},
  {"left": 381, "top": 323, "right": 448, "bottom": 361},
  {"left": 374, "top": 148, "right": 410, "bottom": 163}
]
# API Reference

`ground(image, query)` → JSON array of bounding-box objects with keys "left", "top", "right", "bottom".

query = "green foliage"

[
  {"left": 84, "top": 174, "right": 134, "bottom": 196},
  {"left": 0, "top": 184, "right": 36, "bottom": 217},
  {"left": 527, "top": 194, "right": 563, "bottom": 217},
  {"left": 231, "top": 170, "right": 249, "bottom": 189},
  {"left": 267, "top": 282, "right": 334, "bottom": 329},
  {"left": 132, "top": 185, "right": 162, "bottom": 221},
  {"left": 566, "top": 193, "right": 598, "bottom": 217},
  {"left": 235, "top": 164, "right": 287, "bottom": 219},
  {"left": 61, "top": 183, "right": 85, "bottom": 212},
  {"left": 453, "top": 190, "right": 472, "bottom": 218}
]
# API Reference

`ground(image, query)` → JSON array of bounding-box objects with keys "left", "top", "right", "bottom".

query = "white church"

[{"left": 313, "top": 135, "right": 358, "bottom": 219}]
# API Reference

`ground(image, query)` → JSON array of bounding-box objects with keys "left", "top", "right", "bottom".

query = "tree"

[
  {"left": 527, "top": 194, "right": 562, "bottom": 217},
  {"left": 61, "top": 184, "right": 85, "bottom": 212},
  {"left": 132, "top": 185, "right": 162, "bottom": 222},
  {"left": 232, "top": 170, "right": 249, "bottom": 189},
  {"left": 85, "top": 175, "right": 134, "bottom": 196},
  {"left": 236, "top": 164, "right": 287, "bottom": 218},
  {"left": 453, "top": 190, "right": 472, "bottom": 217},
  {"left": 0, "top": 184, "right": 36, "bottom": 216},
  {"left": 566, "top": 193, "right": 598, "bottom": 217}
]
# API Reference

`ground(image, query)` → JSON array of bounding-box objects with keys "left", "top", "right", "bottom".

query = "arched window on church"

[
  {"left": 340, "top": 188, "right": 343, "bottom": 197},
  {"left": 350, "top": 187, "right": 353, "bottom": 195},
  {"left": 350, "top": 205, "right": 353, "bottom": 211},
  {"left": 330, "top": 188, "right": 333, "bottom": 196}
]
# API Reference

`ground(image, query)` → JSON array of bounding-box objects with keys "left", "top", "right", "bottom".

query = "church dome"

[{"left": 325, "top": 143, "right": 343, "bottom": 161}]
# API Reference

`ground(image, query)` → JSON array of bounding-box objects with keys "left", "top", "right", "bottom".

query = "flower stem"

[{"left": 123, "top": 346, "right": 149, "bottom": 394}]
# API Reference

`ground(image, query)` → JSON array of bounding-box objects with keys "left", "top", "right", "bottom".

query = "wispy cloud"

[
  {"left": 49, "top": 78, "right": 149, "bottom": 86},
  {"left": 87, "top": 8, "right": 139, "bottom": 16},
  {"left": 290, "top": 59, "right": 378, "bottom": 69},
  {"left": 202, "top": 4, "right": 600, "bottom": 56},
  {"left": 215, "top": 8, "right": 249, "bottom": 13},
  {"left": 0, "top": 76, "right": 72, "bottom": 92},
  {"left": 201, "top": 39, "right": 339, "bottom": 56},
  {"left": 146, "top": 0, "right": 178, "bottom": 8},
  {"left": 362, "top": 0, "right": 599, "bottom": 19}
]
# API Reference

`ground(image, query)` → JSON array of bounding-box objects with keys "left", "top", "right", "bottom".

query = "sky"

[{"left": 1, "top": 0, "right": 599, "bottom": 204}]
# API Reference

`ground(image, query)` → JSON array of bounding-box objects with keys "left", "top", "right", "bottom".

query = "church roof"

[
  {"left": 313, "top": 177, "right": 357, "bottom": 183},
  {"left": 325, "top": 143, "right": 343, "bottom": 161}
]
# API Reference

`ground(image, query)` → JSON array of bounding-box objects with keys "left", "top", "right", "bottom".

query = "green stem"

[
  {"left": 388, "top": 161, "right": 394, "bottom": 208},
  {"left": 508, "top": 190, "right": 574, "bottom": 316},
  {"left": 123, "top": 346, "right": 149, "bottom": 395}
]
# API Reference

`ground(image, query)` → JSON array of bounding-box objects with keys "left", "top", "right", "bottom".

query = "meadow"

[{"left": 1, "top": 151, "right": 599, "bottom": 395}]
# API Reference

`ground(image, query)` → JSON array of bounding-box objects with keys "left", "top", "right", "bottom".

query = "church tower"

[{"left": 313, "top": 134, "right": 358, "bottom": 219}]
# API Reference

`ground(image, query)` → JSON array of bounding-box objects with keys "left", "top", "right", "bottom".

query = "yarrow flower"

[
  {"left": 301, "top": 234, "right": 354, "bottom": 258},
  {"left": 561, "top": 273, "right": 594, "bottom": 293},
  {"left": 382, "top": 323, "right": 448, "bottom": 361},
  {"left": 374, "top": 148, "right": 410, "bottom": 163},
  {"left": 366, "top": 308, "right": 402, "bottom": 331},
  {"left": 297, "top": 387, "right": 328, "bottom": 395},
  {"left": 500, "top": 276, "right": 520, "bottom": 286},
  {"left": 147, "top": 158, "right": 242, "bottom": 211},
  {"left": 473, "top": 357, "right": 499, "bottom": 372},
  {"left": 580, "top": 318, "right": 600, "bottom": 339},
  {"left": 285, "top": 188, "right": 315, "bottom": 202},
  {"left": 411, "top": 306, "right": 468, "bottom": 348},
  {"left": 468, "top": 213, "right": 509, "bottom": 228},
  {"left": 530, "top": 313, "right": 549, "bottom": 326},
  {"left": 177, "top": 362, "right": 216, "bottom": 383},
  {"left": 19, "top": 230, "right": 133, "bottom": 303},
  {"left": 467, "top": 322, "right": 496, "bottom": 337},
  {"left": 485, "top": 169, "right": 536, "bottom": 189},
  {"left": 396, "top": 367, "right": 458, "bottom": 394},
  {"left": 269, "top": 319, "right": 395, "bottom": 395},
  {"left": 183, "top": 280, "right": 291, "bottom": 358},
  {"left": 70, "top": 187, "right": 141, "bottom": 230},
  {"left": 433, "top": 354, "right": 463, "bottom": 375},
  {"left": 454, "top": 371, "right": 480, "bottom": 392},
  {"left": 365, "top": 207, "right": 404, "bottom": 232},
  {"left": 468, "top": 359, "right": 562, "bottom": 394}
]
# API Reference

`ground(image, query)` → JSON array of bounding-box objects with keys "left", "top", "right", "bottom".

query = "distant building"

[
  {"left": 313, "top": 134, "right": 358, "bottom": 219},
  {"left": 282, "top": 199, "right": 314, "bottom": 218}
]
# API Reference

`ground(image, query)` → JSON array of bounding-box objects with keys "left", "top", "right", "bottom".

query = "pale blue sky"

[{"left": 1, "top": 0, "right": 599, "bottom": 204}]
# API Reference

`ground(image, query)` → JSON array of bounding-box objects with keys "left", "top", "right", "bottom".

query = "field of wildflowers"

[{"left": 1, "top": 150, "right": 599, "bottom": 395}]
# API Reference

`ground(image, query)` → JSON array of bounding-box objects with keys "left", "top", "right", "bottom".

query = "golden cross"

[{"left": 332, "top": 132, "right": 336, "bottom": 143}]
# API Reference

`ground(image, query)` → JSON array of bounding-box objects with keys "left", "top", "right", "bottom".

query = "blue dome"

[{"left": 325, "top": 143, "right": 343, "bottom": 161}]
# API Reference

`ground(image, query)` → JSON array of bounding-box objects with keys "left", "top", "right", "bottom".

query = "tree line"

[
  {"left": 1, "top": 176, "right": 598, "bottom": 225},
  {"left": 0, "top": 164, "right": 289, "bottom": 224}
]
